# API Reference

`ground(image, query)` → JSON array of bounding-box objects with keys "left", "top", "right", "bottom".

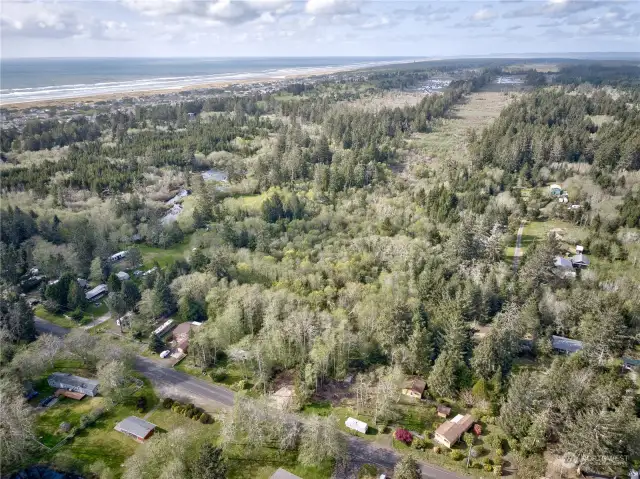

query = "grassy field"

[
  {"left": 223, "top": 192, "right": 268, "bottom": 214},
  {"left": 32, "top": 375, "right": 159, "bottom": 477},
  {"left": 34, "top": 302, "right": 109, "bottom": 328},
  {"left": 407, "top": 90, "right": 516, "bottom": 165},
  {"left": 138, "top": 241, "right": 193, "bottom": 269}
]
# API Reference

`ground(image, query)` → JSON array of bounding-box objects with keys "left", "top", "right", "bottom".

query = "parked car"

[{"left": 160, "top": 350, "right": 171, "bottom": 359}]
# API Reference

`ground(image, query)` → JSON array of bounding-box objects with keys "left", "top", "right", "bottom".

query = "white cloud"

[
  {"left": 122, "top": 0, "right": 293, "bottom": 25},
  {"left": 1, "top": 2, "right": 133, "bottom": 40},
  {"left": 305, "top": 0, "right": 359, "bottom": 16},
  {"left": 504, "top": 0, "right": 605, "bottom": 18},
  {"left": 359, "top": 16, "right": 392, "bottom": 30},
  {"left": 471, "top": 8, "right": 496, "bottom": 22}
]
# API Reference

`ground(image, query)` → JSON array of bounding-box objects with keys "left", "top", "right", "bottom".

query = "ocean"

[{"left": 0, "top": 57, "right": 410, "bottom": 104}]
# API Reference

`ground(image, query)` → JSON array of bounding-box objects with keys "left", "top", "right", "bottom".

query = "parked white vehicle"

[{"left": 159, "top": 350, "right": 171, "bottom": 359}]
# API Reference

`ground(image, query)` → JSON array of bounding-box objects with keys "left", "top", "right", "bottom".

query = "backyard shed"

[
  {"left": 437, "top": 405, "right": 452, "bottom": 418},
  {"left": 114, "top": 416, "right": 156, "bottom": 442},
  {"left": 434, "top": 414, "right": 474, "bottom": 448},
  {"left": 345, "top": 417, "right": 368, "bottom": 434},
  {"left": 48, "top": 373, "right": 99, "bottom": 397}
]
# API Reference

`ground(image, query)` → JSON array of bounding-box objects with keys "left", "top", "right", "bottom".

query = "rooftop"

[
  {"left": 403, "top": 378, "right": 426, "bottom": 394},
  {"left": 435, "top": 414, "right": 474, "bottom": 445},
  {"left": 114, "top": 416, "right": 156, "bottom": 438},
  {"left": 49, "top": 372, "right": 99, "bottom": 390},
  {"left": 551, "top": 335, "right": 584, "bottom": 353}
]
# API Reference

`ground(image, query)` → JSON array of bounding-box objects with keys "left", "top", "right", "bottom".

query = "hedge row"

[{"left": 162, "top": 397, "right": 214, "bottom": 424}]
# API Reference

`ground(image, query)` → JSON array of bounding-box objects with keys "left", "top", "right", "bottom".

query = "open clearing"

[{"left": 399, "top": 89, "right": 518, "bottom": 179}]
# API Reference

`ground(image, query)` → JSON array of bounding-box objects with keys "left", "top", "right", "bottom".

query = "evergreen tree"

[
  {"left": 152, "top": 275, "right": 176, "bottom": 318},
  {"left": 192, "top": 443, "right": 227, "bottom": 479},
  {"left": 393, "top": 455, "right": 420, "bottom": 479}
]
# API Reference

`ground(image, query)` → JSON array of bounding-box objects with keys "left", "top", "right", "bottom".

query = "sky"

[{"left": 1, "top": 0, "right": 639, "bottom": 58}]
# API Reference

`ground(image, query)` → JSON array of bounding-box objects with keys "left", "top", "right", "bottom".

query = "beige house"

[
  {"left": 434, "top": 414, "right": 474, "bottom": 448},
  {"left": 401, "top": 378, "right": 426, "bottom": 399}
]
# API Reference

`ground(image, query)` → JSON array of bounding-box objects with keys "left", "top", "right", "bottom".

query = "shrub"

[
  {"left": 79, "top": 415, "right": 91, "bottom": 429},
  {"left": 450, "top": 451, "right": 464, "bottom": 461},
  {"left": 162, "top": 397, "right": 174, "bottom": 409},
  {"left": 493, "top": 465, "right": 502, "bottom": 476},
  {"left": 394, "top": 428, "right": 413, "bottom": 445},
  {"left": 136, "top": 396, "right": 147, "bottom": 413},
  {"left": 433, "top": 446, "right": 441, "bottom": 454},
  {"left": 185, "top": 409, "right": 195, "bottom": 418},
  {"left": 231, "top": 380, "right": 247, "bottom": 391},
  {"left": 210, "top": 369, "right": 228, "bottom": 382},
  {"left": 484, "top": 464, "right": 493, "bottom": 472},
  {"left": 483, "top": 458, "right": 494, "bottom": 466},
  {"left": 470, "top": 446, "right": 485, "bottom": 458},
  {"left": 472, "top": 462, "right": 483, "bottom": 469},
  {"left": 486, "top": 434, "right": 504, "bottom": 450},
  {"left": 199, "top": 412, "right": 213, "bottom": 424},
  {"left": 192, "top": 412, "right": 201, "bottom": 421},
  {"left": 495, "top": 448, "right": 504, "bottom": 457},
  {"left": 413, "top": 438, "right": 432, "bottom": 451},
  {"left": 494, "top": 457, "right": 504, "bottom": 466},
  {"left": 69, "top": 308, "right": 84, "bottom": 320},
  {"left": 507, "top": 437, "right": 519, "bottom": 452},
  {"left": 358, "top": 464, "right": 378, "bottom": 479}
]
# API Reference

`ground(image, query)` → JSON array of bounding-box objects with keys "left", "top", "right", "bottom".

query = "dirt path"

[{"left": 512, "top": 220, "right": 526, "bottom": 272}]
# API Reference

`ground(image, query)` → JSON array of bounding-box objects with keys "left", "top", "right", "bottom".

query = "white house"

[{"left": 345, "top": 417, "right": 368, "bottom": 434}]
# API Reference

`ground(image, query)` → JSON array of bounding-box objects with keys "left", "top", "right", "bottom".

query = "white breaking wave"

[{"left": 0, "top": 60, "right": 409, "bottom": 105}]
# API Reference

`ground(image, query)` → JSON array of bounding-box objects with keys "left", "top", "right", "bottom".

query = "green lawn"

[
  {"left": 34, "top": 302, "right": 109, "bottom": 328},
  {"left": 34, "top": 306, "right": 78, "bottom": 328},
  {"left": 138, "top": 241, "right": 193, "bottom": 269},
  {"left": 30, "top": 371, "right": 160, "bottom": 477},
  {"left": 223, "top": 192, "right": 268, "bottom": 214}
]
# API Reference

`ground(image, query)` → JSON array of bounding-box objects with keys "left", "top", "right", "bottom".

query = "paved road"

[
  {"left": 512, "top": 220, "right": 526, "bottom": 272},
  {"left": 339, "top": 436, "right": 468, "bottom": 479},
  {"left": 35, "top": 317, "right": 465, "bottom": 479},
  {"left": 82, "top": 312, "right": 112, "bottom": 330},
  {"left": 34, "top": 317, "right": 234, "bottom": 408}
]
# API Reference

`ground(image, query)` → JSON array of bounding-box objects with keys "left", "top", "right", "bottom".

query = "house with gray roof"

[
  {"left": 114, "top": 416, "right": 156, "bottom": 442},
  {"left": 551, "top": 335, "right": 584, "bottom": 354},
  {"left": 48, "top": 372, "right": 99, "bottom": 397}
]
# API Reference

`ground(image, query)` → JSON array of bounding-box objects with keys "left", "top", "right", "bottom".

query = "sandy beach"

[{"left": 1, "top": 60, "right": 419, "bottom": 109}]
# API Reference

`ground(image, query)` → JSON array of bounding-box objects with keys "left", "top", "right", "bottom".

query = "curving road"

[
  {"left": 35, "top": 317, "right": 467, "bottom": 479},
  {"left": 34, "top": 317, "right": 234, "bottom": 408}
]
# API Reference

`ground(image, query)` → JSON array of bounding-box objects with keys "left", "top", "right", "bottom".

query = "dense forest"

[{"left": 1, "top": 61, "right": 639, "bottom": 479}]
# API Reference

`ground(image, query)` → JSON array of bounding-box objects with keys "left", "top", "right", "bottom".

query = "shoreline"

[{"left": 1, "top": 60, "right": 421, "bottom": 109}]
